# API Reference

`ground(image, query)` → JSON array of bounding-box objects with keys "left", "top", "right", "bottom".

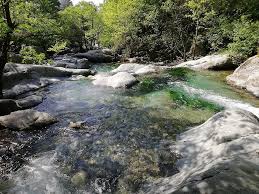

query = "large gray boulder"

[
  {"left": 147, "top": 109, "right": 259, "bottom": 194},
  {"left": 4, "top": 63, "right": 92, "bottom": 78},
  {"left": 74, "top": 50, "right": 114, "bottom": 63},
  {"left": 175, "top": 55, "right": 234, "bottom": 70},
  {"left": 92, "top": 72, "right": 137, "bottom": 88},
  {"left": 3, "top": 78, "right": 60, "bottom": 98},
  {"left": 227, "top": 56, "right": 259, "bottom": 97},
  {"left": 0, "top": 109, "right": 57, "bottom": 130},
  {"left": 112, "top": 63, "right": 157, "bottom": 75},
  {"left": 16, "top": 95, "right": 43, "bottom": 109}
]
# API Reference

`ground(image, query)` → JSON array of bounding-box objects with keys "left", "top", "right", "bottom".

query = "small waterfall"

[{"left": 170, "top": 81, "right": 259, "bottom": 118}]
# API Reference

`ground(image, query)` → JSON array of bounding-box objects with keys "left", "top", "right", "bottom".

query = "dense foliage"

[
  {"left": 100, "top": 0, "right": 259, "bottom": 62},
  {"left": 0, "top": 0, "right": 259, "bottom": 63}
]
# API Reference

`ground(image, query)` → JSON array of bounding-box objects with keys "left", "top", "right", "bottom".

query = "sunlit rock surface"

[
  {"left": 175, "top": 55, "right": 234, "bottom": 70},
  {"left": 146, "top": 109, "right": 259, "bottom": 194},
  {"left": 0, "top": 110, "right": 57, "bottom": 130},
  {"left": 227, "top": 56, "right": 259, "bottom": 97},
  {"left": 92, "top": 72, "right": 138, "bottom": 88}
]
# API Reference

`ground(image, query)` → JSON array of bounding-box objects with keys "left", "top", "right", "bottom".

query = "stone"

[
  {"left": 175, "top": 55, "right": 235, "bottom": 70},
  {"left": 227, "top": 56, "right": 259, "bottom": 97},
  {"left": 69, "top": 122, "right": 84, "bottom": 129},
  {"left": 0, "top": 99, "right": 20, "bottom": 116},
  {"left": 92, "top": 72, "right": 138, "bottom": 89},
  {"left": 16, "top": 95, "right": 43, "bottom": 109},
  {"left": 147, "top": 109, "right": 259, "bottom": 194},
  {"left": 112, "top": 63, "right": 157, "bottom": 75},
  {"left": 74, "top": 50, "right": 114, "bottom": 63},
  {"left": 0, "top": 109, "right": 57, "bottom": 130},
  {"left": 71, "top": 171, "right": 88, "bottom": 187},
  {"left": 3, "top": 78, "right": 60, "bottom": 98}
]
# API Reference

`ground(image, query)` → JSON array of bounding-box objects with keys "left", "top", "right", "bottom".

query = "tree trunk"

[{"left": 0, "top": 0, "right": 14, "bottom": 99}]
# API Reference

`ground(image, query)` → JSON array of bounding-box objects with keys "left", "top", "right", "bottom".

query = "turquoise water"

[{"left": 1, "top": 66, "right": 259, "bottom": 194}]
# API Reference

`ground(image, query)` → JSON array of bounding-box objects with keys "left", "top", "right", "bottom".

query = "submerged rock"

[
  {"left": 147, "top": 109, "right": 259, "bottom": 194},
  {"left": 92, "top": 72, "right": 138, "bottom": 89},
  {"left": 227, "top": 56, "right": 259, "bottom": 97},
  {"left": 71, "top": 171, "right": 88, "bottom": 187},
  {"left": 175, "top": 55, "right": 234, "bottom": 70},
  {"left": 0, "top": 109, "right": 57, "bottom": 130}
]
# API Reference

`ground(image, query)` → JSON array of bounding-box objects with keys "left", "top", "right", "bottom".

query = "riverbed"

[{"left": 1, "top": 64, "right": 259, "bottom": 193}]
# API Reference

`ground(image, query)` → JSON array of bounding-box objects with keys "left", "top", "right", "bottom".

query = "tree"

[
  {"left": 0, "top": 0, "right": 16, "bottom": 98},
  {"left": 59, "top": 1, "right": 101, "bottom": 51},
  {"left": 59, "top": 0, "right": 72, "bottom": 10}
]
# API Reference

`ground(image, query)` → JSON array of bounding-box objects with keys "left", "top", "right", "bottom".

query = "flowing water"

[{"left": 0, "top": 65, "right": 259, "bottom": 194}]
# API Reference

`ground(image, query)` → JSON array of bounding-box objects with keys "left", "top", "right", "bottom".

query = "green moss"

[
  {"left": 139, "top": 77, "right": 156, "bottom": 93},
  {"left": 169, "top": 89, "right": 222, "bottom": 112},
  {"left": 168, "top": 67, "right": 194, "bottom": 80}
]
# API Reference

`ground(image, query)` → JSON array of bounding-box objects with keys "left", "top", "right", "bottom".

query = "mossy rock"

[{"left": 71, "top": 171, "right": 88, "bottom": 187}]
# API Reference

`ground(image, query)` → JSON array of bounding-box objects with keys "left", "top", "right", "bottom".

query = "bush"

[
  {"left": 47, "top": 41, "right": 68, "bottom": 55},
  {"left": 227, "top": 17, "right": 259, "bottom": 60},
  {"left": 20, "top": 46, "right": 46, "bottom": 64}
]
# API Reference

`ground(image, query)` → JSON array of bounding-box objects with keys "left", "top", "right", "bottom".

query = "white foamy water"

[
  {"left": 9, "top": 152, "right": 69, "bottom": 194},
  {"left": 170, "top": 82, "right": 259, "bottom": 118}
]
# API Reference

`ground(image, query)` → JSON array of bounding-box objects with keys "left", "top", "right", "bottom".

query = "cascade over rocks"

[
  {"left": 146, "top": 109, "right": 259, "bottom": 194},
  {"left": 175, "top": 55, "right": 234, "bottom": 70},
  {"left": 227, "top": 56, "right": 259, "bottom": 97},
  {"left": 0, "top": 109, "right": 57, "bottom": 130}
]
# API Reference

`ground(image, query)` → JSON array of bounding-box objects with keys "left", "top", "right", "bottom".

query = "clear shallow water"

[{"left": 1, "top": 67, "right": 259, "bottom": 194}]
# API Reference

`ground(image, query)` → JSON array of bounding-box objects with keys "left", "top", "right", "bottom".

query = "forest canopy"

[{"left": 0, "top": 0, "right": 258, "bottom": 63}]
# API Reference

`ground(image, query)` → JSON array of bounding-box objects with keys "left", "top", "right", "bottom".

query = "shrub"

[
  {"left": 47, "top": 41, "right": 68, "bottom": 55},
  {"left": 19, "top": 46, "right": 46, "bottom": 64},
  {"left": 227, "top": 17, "right": 259, "bottom": 60}
]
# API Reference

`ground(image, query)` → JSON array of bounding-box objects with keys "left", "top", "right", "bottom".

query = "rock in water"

[
  {"left": 0, "top": 110, "right": 57, "bottom": 130},
  {"left": 0, "top": 99, "right": 20, "bottom": 116},
  {"left": 227, "top": 56, "right": 259, "bottom": 97},
  {"left": 112, "top": 63, "right": 157, "bottom": 75},
  {"left": 147, "top": 109, "right": 259, "bottom": 194},
  {"left": 16, "top": 95, "right": 43, "bottom": 109},
  {"left": 71, "top": 171, "right": 88, "bottom": 187},
  {"left": 175, "top": 55, "right": 234, "bottom": 70},
  {"left": 92, "top": 72, "right": 137, "bottom": 88}
]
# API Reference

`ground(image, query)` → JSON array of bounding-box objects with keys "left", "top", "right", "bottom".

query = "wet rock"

[
  {"left": 92, "top": 72, "right": 138, "bottom": 89},
  {"left": 227, "top": 56, "right": 259, "bottom": 97},
  {"left": 175, "top": 55, "right": 234, "bottom": 70},
  {"left": 0, "top": 99, "right": 20, "bottom": 116},
  {"left": 0, "top": 109, "right": 57, "bottom": 130},
  {"left": 16, "top": 95, "right": 43, "bottom": 109},
  {"left": 4, "top": 63, "right": 92, "bottom": 78},
  {"left": 3, "top": 78, "right": 60, "bottom": 98},
  {"left": 112, "top": 63, "right": 157, "bottom": 75},
  {"left": 77, "top": 59, "right": 91, "bottom": 69},
  {"left": 71, "top": 171, "right": 88, "bottom": 187},
  {"left": 147, "top": 109, "right": 259, "bottom": 194},
  {"left": 69, "top": 122, "right": 84, "bottom": 129}
]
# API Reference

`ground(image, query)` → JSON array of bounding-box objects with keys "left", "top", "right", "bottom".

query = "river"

[{"left": 1, "top": 64, "right": 259, "bottom": 193}]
